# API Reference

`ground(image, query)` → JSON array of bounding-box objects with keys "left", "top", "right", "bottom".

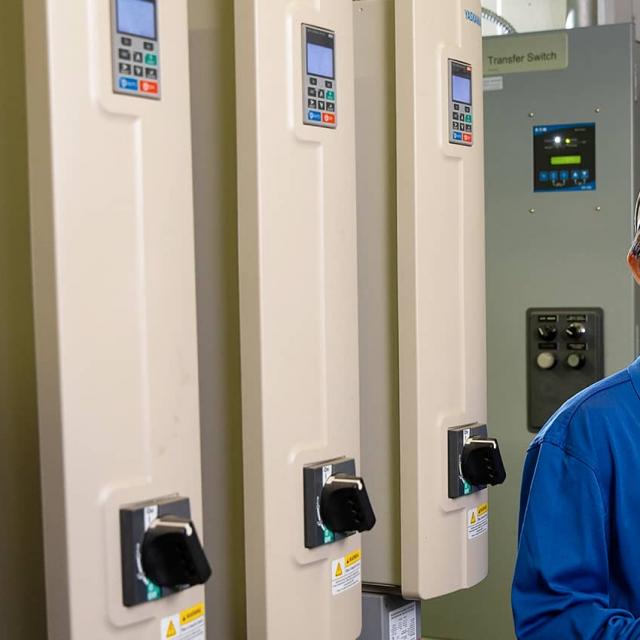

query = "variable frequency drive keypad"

[
  {"left": 302, "top": 25, "right": 337, "bottom": 128},
  {"left": 449, "top": 59, "right": 473, "bottom": 146},
  {"left": 112, "top": 0, "right": 161, "bottom": 99}
]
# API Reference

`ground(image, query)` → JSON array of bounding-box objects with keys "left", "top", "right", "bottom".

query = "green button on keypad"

[
  {"left": 465, "top": 114, "right": 472, "bottom": 123},
  {"left": 326, "top": 90, "right": 335, "bottom": 101},
  {"left": 145, "top": 53, "right": 158, "bottom": 66}
]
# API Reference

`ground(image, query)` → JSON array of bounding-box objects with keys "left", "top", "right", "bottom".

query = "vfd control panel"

[
  {"left": 302, "top": 25, "right": 337, "bottom": 128},
  {"left": 448, "top": 59, "right": 473, "bottom": 146},
  {"left": 111, "top": 0, "right": 161, "bottom": 99},
  {"left": 527, "top": 308, "right": 604, "bottom": 431}
]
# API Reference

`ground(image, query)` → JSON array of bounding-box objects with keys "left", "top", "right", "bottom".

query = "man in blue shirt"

[{"left": 512, "top": 218, "right": 640, "bottom": 639}]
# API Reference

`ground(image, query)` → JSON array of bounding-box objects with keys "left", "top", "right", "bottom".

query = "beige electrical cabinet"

[
  {"left": 23, "top": 0, "right": 211, "bottom": 637},
  {"left": 235, "top": 0, "right": 375, "bottom": 638},
  {"left": 356, "top": 0, "right": 502, "bottom": 611}
]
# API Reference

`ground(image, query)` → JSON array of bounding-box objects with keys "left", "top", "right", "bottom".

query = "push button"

[
  {"left": 121, "top": 37, "right": 132, "bottom": 46},
  {"left": 145, "top": 68, "right": 158, "bottom": 79},
  {"left": 452, "top": 122, "right": 459, "bottom": 130},
  {"left": 119, "top": 63, "right": 132, "bottom": 74},
  {"left": 325, "top": 80, "right": 333, "bottom": 88},
  {"left": 453, "top": 132, "right": 462, "bottom": 141},
  {"left": 326, "top": 102, "right": 335, "bottom": 112},
  {"left": 322, "top": 113, "right": 336, "bottom": 124},
  {"left": 318, "top": 89, "right": 325, "bottom": 99},
  {"left": 309, "top": 77, "right": 318, "bottom": 86},
  {"left": 318, "top": 100, "right": 325, "bottom": 110},
  {"left": 463, "top": 133, "right": 473, "bottom": 143},
  {"left": 453, "top": 103, "right": 460, "bottom": 111},
  {"left": 118, "top": 77, "right": 138, "bottom": 91},
  {"left": 539, "top": 171, "right": 549, "bottom": 182},
  {"left": 465, "top": 106, "right": 471, "bottom": 113},
  {"left": 452, "top": 112, "right": 459, "bottom": 120},
  {"left": 145, "top": 53, "right": 158, "bottom": 66},
  {"left": 465, "top": 124, "right": 472, "bottom": 132},
  {"left": 140, "top": 80, "right": 159, "bottom": 95},
  {"left": 308, "top": 87, "right": 317, "bottom": 97},
  {"left": 119, "top": 49, "right": 131, "bottom": 60},
  {"left": 133, "top": 51, "right": 143, "bottom": 63},
  {"left": 308, "top": 99, "right": 317, "bottom": 108},
  {"left": 308, "top": 110, "right": 322, "bottom": 122},
  {"left": 134, "top": 66, "right": 143, "bottom": 77},
  {"left": 326, "top": 90, "right": 335, "bottom": 101},
  {"left": 144, "top": 42, "right": 155, "bottom": 51}
]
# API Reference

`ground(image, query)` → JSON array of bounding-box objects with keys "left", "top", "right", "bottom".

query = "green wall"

[{"left": 0, "top": 1, "right": 47, "bottom": 637}]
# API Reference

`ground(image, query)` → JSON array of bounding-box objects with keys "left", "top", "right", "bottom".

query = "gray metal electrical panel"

[{"left": 422, "top": 23, "right": 640, "bottom": 640}]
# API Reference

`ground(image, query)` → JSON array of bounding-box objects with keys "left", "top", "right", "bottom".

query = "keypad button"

[
  {"left": 308, "top": 87, "right": 317, "bottom": 97},
  {"left": 465, "top": 106, "right": 470, "bottom": 113},
  {"left": 121, "top": 37, "right": 132, "bottom": 46},
  {"left": 453, "top": 131, "right": 462, "bottom": 140},
  {"left": 463, "top": 133, "right": 472, "bottom": 143},
  {"left": 308, "top": 99, "right": 317, "bottom": 108},
  {"left": 452, "top": 122, "right": 459, "bottom": 130},
  {"left": 308, "top": 110, "right": 322, "bottom": 122},
  {"left": 119, "top": 49, "right": 131, "bottom": 60},
  {"left": 326, "top": 102, "right": 335, "bottom": 112},
  {"left": 119, "top": 63, "right": 132, "bottom": 74},
  {"left": 133, "top": 52, "right": 143, "bottom": 63},
  {"left": 453, "top": 103, "right": 460, "bottom": 111},
  {"left": 309, "top": 77, "right": 318, "bottom": 85},
  {"left": 145, "top": 53, "right": 158, "bottom": 66},
  {"left": 465, "top": 114, "right": 472, "bottom": 123},
  {"left": 465, "top": 124, "right": 472, "bottom": 132},
  {"left": 134, "top": 66, "right": 143, "bottom": 77},
  {"left": 318, "top": 100, "right": 325, "bottom": 110},
  {"left": 318, "top": 89, "right": 325, "bottom": 98},
  {"left": 452, "top": 112, "right": 459, "bottom": 120},
  {"left": 140, "top": 80, "right": 158, "bottom": 95},
  {"left": 326, "top": 90, "right": 335, "bottom": 101},
  {"left": 144, "top": 42, "right": 155, "bottom": 51},
  {"left": 145, "top": 67, "right": 158, "bottom": 79},
  {"left": 322, "top": 113, "right": 336, "bottom": 124}
]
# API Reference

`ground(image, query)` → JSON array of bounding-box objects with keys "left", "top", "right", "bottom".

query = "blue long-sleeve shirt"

[{"left": 513, "top": 357, "right": 640, "bottom": 639}]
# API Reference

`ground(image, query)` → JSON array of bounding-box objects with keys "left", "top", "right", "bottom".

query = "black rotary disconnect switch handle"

[
  {"left": 461, "top": 438, "right": 507, "bottom": 487},
  {"left": 141, "top": 516, "right": 212, "bottom": 589},
  {"left": 320, "top": 474, "right": 376, "bottom": 534}
]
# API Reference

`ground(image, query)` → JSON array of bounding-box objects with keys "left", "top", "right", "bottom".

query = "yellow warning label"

[
  {"left": 478, "top": 503, "right": 488, "bottom": 517},
  {"left": 345, "top": 550, "right": 361, "bottom": 567},
  {"left": 470, "top": 512, "right": 477, "bottom": 525},
  {"left": 335, "top": 562, "right": 343, "bottom": 577},
  {"left": 166, "top": 621, "right": 177, "bottom": 638},
  {"left": 181, "top": 603, "right": 205, "bottom": 625}
]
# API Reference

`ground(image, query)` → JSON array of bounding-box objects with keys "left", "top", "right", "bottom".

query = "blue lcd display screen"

[
  {"left": 117, "top": 0, "right": 157, "bottom": 40},
  {"left": 307, "top": 43, "right": 334, "bottom": 79},
  {"left": 452, "top": 75, "right": 471, "bottom": 104}
]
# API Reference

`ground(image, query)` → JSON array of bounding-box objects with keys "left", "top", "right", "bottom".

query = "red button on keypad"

[
  {"left": 322, "top": 113, "right": 336, "bottom": 124},
  {"left": 140, "top": 80, "right": 159, "bottom": 95}
]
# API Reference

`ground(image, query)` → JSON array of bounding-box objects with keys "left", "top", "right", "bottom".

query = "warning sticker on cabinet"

[
  {"left": 389, "top": 601, "right": 417, "bottom": 640},
  {"left": 331, "top": 549, "right": 361, "bottom": 595},
  {"left": 467, "top": 503, "right": 489, "bottom": 540},
  {"left": 161, "top": 602, "right": 205, "bottom": 640}
]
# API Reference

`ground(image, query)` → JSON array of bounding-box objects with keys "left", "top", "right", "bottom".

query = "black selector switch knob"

[
  {"left": 461, "top": 438, "right": 507, "bottom": 487},
  {"left": 320, "top": 474, "right": 376, "bottom": 534},
  {"left": 567, "top": 353, "right": 586, "bottom": 370},
  {"left": 566, "top": 322, "right": 586, "bottom": 338},
  {"left": 537, "top": 325, "right": 557, "bottom": 341},
  {"left": 141, "top": 516, "right": 212, "bottom": 588}
]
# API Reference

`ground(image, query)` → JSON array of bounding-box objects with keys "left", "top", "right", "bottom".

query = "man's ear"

[{"left": 627, "top": 242, "right": 640, "bottom": 285}]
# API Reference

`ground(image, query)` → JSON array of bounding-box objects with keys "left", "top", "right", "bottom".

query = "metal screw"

[
  {"left": 528, "top": 112, "right": 535, "bottom": 118},
  {"left": 595, "top": 205, "right": 602, "bottom": 212},
  {"left": 529, "top": 208, "right": 536, "bottom": 214},
  {"left": 594, "top": 108, "right": 601, "bottom": 113}
]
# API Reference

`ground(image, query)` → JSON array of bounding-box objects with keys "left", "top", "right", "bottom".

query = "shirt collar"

[{"left": 627, "top": 356, "right": 640, "bottom": 401}]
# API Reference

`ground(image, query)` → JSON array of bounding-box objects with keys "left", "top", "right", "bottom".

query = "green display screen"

[{"left": 550, "top": 155, "right": 582, "bottom": 166}]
